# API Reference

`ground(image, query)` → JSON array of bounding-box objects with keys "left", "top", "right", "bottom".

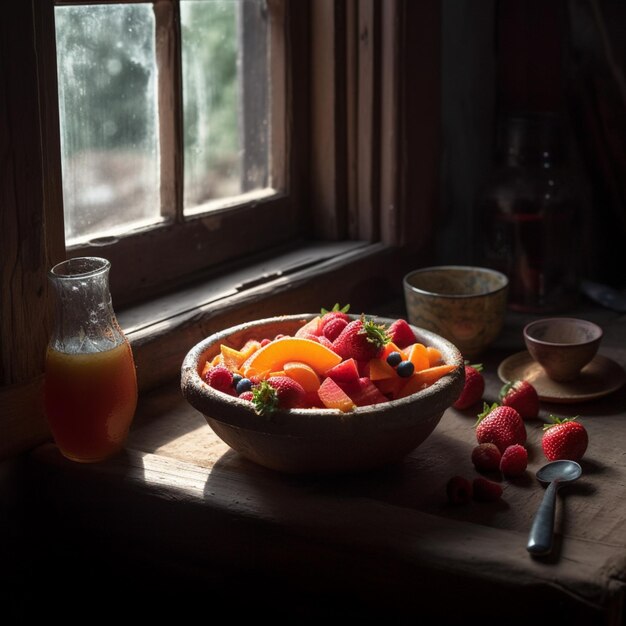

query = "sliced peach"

[
  {"left": 406, "top": 342, "right": 429, "bottom": 372},
  {"left": 295, "top": 316, "right": 322, "bottom": 337},
  {"left": 283, "top": 361, "right": 321, "bottom": 392},
  {"left": 426, "top": 346, "right": 443, "bottom": 366},
  {"left": 374, "top": 376, "right": 405, "bottom": 399},
  {"left": 396, "top": 364, "right": 457, "bottom": 399},
  {"left": 220, "top": 344, "right": 246, "bottom": 370},
  {"left": 241, "top": 337, "right": 342, "bottom": 377},
  {"left": 396, "top": 374, "right": 427, "bottom": 399},
  {"left": 381, "top": 341, "right": 406, "bottom": 361},
  {"left": 368, "top": 358, "right": 397, "bottom": 381},
  {"left": 240, "top": 339, "right": 262, "bottom": 360},
  {"left": 413, "top": 363, "right": 457, "bottom": 385}
]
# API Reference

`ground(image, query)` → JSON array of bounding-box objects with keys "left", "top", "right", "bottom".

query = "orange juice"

[{"left": 44, "top": 342, "right": 138, "bottom": 462}]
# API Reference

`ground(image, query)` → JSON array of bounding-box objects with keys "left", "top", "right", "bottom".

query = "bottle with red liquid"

[{"left": 476, "top": 113, "right": 579, "bottom": 313}]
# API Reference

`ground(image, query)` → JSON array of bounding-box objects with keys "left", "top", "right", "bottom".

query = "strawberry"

[
  {"left": 251, "top": 377, "right": 306, "bottom": 414},
  {"left": 453, "top": 363, "right": 484, "bottom": 410},
  {"left": 239, "top": 390, "right": 254, "bottom": 402},
  {"left": 475, "top": 402, "right": 527, "bottom": 453},
  {"left": 266, "top": 375, "right": 306, "bottom": 410},
  {"left": 446, "top": 476, "right": 472, "bottom": 505},
  {"left": 332, "top": 315, "right": 390, "bottom": 361},
  {"left": 471, "top": 442, "right": 501, "bottom": 472},
  {"left": 541, "top": 416, "right": 588, "bottom": 462},
  {"left": 386, "top": 318, "right": 416, "bottom": 349},
  {"left": 499, "top": 444, "right": 528, "bottom": 476},
  {"left": 499, "top": 380, "right": 539, "bottom": 419},
  {"left": 472, "top": 477, "right": 503, "bottom": 502},
  {"left": 205, "top": 365, "right": 235, "bottom": 395}
]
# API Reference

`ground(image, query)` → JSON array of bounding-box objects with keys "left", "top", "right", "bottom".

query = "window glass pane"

[
  {"left": 181, "top": 0, "right": 269, "bottom": 213},
  {"left": 55, "top": 4, "right": 159, "bottom": 244}
]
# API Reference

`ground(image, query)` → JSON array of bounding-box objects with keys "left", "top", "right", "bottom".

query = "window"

[
  {"left": 2, "top": 0, "right": 443, "bottom": 459},
  {"left": 48, "top": 0, "right": 305, "bottom": 306}
]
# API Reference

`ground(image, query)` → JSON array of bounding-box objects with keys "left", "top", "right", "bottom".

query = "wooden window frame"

[
  {"left": 44, "top": 0, "right": 308, "bottom": 307},
  {"left": 1, "top": 0, "right": 442, "bottom": 460}
]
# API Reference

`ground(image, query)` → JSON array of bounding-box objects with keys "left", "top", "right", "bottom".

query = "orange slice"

[
  {"left": 396, "top": 364, "right": 457, "bottom": 399},
  {"left": 426, "top": 346, "right": 442, "bottom": 366},
  {"left": 368, "top": 358, "right": 397, "bottom": 381},
  {"left": 283, "top": 361, "right": 321, "bottom": 392},
  {"left": 406, "top": 343, "right": 430, "bottom": 371},
  {"left": 381, "top": 341, "right": 406, "bottom": 361},
  {"left": 220, "top": 344, "right": 247, "bottom": 370},
  {"left": 241, "top": 337, "right": 342, "bottom": 377}
]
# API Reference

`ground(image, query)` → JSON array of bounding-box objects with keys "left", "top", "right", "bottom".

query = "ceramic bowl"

[
  {"left": 402, "top": 266, "right": 509, "bottom": 359},
  {"left": 180, "top": 314, "right": 464, "bottom": 474},
  {"left": 523, "top": 317, "right": 603, "bottom": 382}
]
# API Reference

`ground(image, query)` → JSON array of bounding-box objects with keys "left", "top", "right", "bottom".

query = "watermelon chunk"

[
  {"left": 324, "top": 357, "right": 360, "bottom": 384},
  {"left": 340, "top": 377, "right": 389, "bottom": 407},
  {"left": 317, "top": 377, "right": 356, "bottom": 412}
]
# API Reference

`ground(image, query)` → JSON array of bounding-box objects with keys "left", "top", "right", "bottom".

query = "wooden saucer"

[{"left": 497, "top": 351, "right": 626, "bottom": 404}]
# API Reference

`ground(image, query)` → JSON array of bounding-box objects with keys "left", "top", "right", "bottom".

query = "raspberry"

[
  {"left": 446, "top": 476, "right": 473, "bottom": 505},
  {"left": 472, "top": 477, "right": 503, "bottom": 502},
  {"left": 471, "top": 443, "right": 501, "bottom": 472},
  {"left": 239, "top": 391, "right": 254, "bottom": 402},
  {"left": 322, "top": 316, "right": 349, "bottom": 341},
  {"left": 205, "top": 365, "right": 234, "bottom": 394},
  {"left": 499, "top": 444, "right": 528, "bottom": 477}
]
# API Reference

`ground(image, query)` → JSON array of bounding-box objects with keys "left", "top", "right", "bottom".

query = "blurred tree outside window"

[{"left": 55, "top": 0, "right": 269, "bottom": 245}]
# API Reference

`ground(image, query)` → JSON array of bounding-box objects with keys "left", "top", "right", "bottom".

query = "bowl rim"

[
  {"left": 523, "top": 317, "right": 603, "bottom": 347},
  {"left": 180, "top": 313, "right": 465, "bottom": 429},
  {"left": 402, "top": 265, "right": 509, "bottom": 299}
]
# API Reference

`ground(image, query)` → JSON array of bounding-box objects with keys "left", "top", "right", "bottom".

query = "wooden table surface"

[{"left": 25, "top": 304, "right": 626, "bottom": 625}]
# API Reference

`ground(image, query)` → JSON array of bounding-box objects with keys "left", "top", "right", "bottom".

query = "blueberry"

[
  {"left": 396, "top": 360, "right": 415, "bottom": 378},
  {"left": 232, "top": 373, "right": 243, "bottom": 388},
  {"left": 386, "top": 351, "right": 403, "bottom": 367},
  {"left": 236, "top": 377, "right": 253, "bottom": 394}
]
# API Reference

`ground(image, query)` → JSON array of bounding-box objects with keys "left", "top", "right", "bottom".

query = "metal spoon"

[{"left": 527, "top": 460, "right": 582, "bottom": 556}]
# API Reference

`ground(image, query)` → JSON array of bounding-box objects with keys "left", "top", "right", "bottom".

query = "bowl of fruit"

[{"left": 181, "top": 309, "right": 465, "bottom": 474}]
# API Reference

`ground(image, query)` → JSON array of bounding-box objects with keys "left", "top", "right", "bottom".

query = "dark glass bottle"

[{"left": 476, "top": 113, "right": 579, "bottom": 312}]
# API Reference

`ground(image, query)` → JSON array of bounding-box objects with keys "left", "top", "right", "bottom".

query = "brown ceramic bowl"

[
  {"left": 523, "top": 317, "right": 603, "bottom": 382},
  {"left": 403, "top": 266, "right": 509, "bottom": 360},
  {"left": 181, "top": 314, "right": 464, "bottom": 474}
]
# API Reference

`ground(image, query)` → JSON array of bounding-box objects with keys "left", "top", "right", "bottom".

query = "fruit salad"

[{"left": 201, "top": 306, "right": 457, "bottom": 414}]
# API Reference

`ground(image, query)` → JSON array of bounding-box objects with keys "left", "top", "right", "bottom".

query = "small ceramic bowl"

[
  {"left": 180, "top": 314, "right": 464, "bottom": 474},
  {"left": 523, "top": 317, "right": 603, "bottom": 382},
  {"left": 402, "top": 266, "right": 509, "bottom": 359}
]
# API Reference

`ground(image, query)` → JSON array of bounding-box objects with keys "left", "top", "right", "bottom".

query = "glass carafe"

[
  {"left": 475, "top": 113, "right": 580, "bottom": 312},
  {"left": 43, "top": 257, "right": 137, "bottom": 462}
]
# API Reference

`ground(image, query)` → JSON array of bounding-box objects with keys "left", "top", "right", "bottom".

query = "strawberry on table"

[
  {"left": 453, "top": 363, "right": 484, "bottom": 410},
  {"left": 499, "top": 379, "right": 539, "bottom": 419},
  {"left": 475, "top": 402, "right": 527, "bottom": 453},
  {"left": 542, "top": 415, "right": 588, "bottom": 462}
]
